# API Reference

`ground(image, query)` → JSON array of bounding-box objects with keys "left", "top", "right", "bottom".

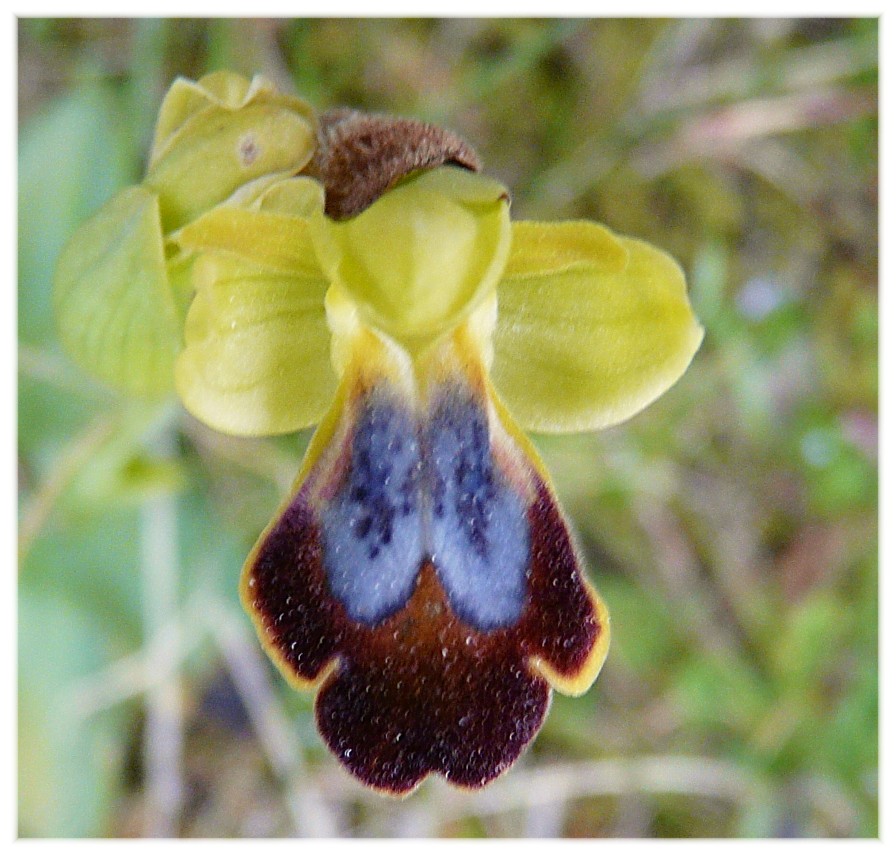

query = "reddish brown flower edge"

[{"left": 241, "top": 343, "right": 610, "bottom": 794}]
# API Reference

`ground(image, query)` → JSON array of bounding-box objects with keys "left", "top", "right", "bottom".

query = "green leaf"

[
  {"left": 672, "top": 652, "right": 769, "bottom": 734},
  {"left": 18, "top": 592, "right": 126, "bottom": 837},
  {"left": 771, "top": 594, "right": 846, "bottom": 692},
  {"left": 19, "top": 85, "right": 133, "bottom": 346},
  {"left": 20, "top": 504, "right": 144, "bottom": 647},
  {"left": 598, "top": 576, "right": 681, "bottom": 675}
]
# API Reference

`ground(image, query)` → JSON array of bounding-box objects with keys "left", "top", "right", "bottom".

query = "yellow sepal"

[
  {"left": 493, "top": 227, "right": 704, "bottom": 433},
  {"left": 173, "top": 177, "right": 325, "bottom": 277},
  {"left": 53, "top": 186, "right": 180, "bottom": 397}
]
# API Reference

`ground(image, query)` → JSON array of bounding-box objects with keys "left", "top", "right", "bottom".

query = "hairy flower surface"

[
  {"left": 172, "top": 166, "right": 702, "bottom": 792},
  {"left": 54, "top": 73, "right": 704, "bottom": 795}
]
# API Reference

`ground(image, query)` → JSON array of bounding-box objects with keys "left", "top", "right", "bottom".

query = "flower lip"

[
  {"left": 310, "top": 108, "right": 482, "bottom": 219},
  {"left": 241, "top": 326, "right": 610, "bottom": 793}
]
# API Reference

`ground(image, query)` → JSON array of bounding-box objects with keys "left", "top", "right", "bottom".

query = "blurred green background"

[{"left": 17, "top": 18, "right": 877, "bottom": 838}]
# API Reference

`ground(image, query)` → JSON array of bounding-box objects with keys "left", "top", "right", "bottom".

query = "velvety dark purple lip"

[{"left": 245, "top": 365, "right": 602, "bottom": 792}]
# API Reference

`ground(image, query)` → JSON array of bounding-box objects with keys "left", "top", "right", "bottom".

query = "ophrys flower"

[
  {"left": 172, "top": 123, "right": 702, "bottom": 793},
  {"left": 54, "top": 78, "right": 703, "bottom": 794}
]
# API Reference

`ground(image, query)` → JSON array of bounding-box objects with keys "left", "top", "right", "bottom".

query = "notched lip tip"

[{"left": 341, "top": 761, "right": 514, "bottom": 798}]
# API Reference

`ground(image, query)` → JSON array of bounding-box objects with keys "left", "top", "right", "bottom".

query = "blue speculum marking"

[
  {"left": 427, "top": 388, "right": 529, "bottom": 629},
  {"left": 320, "top": 382, "right": 530, "bottom": 630},
  {"left": 321, "top": 390, "right": 424, "bottom": 624}
]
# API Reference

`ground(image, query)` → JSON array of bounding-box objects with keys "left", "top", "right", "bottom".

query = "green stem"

[{"left": 139, "top": 428, "right": 183, "bottom": 838}]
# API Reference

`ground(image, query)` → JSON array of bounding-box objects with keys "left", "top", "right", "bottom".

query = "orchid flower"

[
  {"left": 54, "top": 73, "right": 703, "bottom": 795},
  {"left": 54, "top": 71, "right": 316, "bottom": 396}
]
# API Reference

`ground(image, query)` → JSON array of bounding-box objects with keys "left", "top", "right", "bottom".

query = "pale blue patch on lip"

[
  {"left": 320, "top": 382, "right": 530, "bottom": 631},
  {"left": 321, "top": 390, "right": 425, "bottom": 625},
  {"left": 426, "top": 388, "right": 529, "bottom": 630}
]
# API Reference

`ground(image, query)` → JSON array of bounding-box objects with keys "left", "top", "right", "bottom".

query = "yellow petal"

[
  {"left": 145, "top": 98, "right": 316, "bottom": 232},
  {"left": 53, "top": 186, "right": 180, "bottom": 397},
  {"left": 492, "top": 230, "right": 704, "bottom": 432},
  {"left": 150, "top": 72, "right": 315, "bottom": 167},
  {"left": 209, "top": 171, "right": 299, "bottom": 210},
  {"left": 165, "top": 246, "right": 197, "bottom": 322},
  {"left": 150, "top": 76, "right": 230, "bottom": 163},
  {"left": 203, "top": 71, "right": 316, "bottom": 118},
  {"left": 252, "top": 175, "right": 325, "bottom": 219},
  {"left": 311, "top": 166, "right": 511, "bottom": 343},
  {"left": 503, "top": 220, "right": 628, "bottom": 278},
  {"left": 176, "top": 208, "right": 319, "bottom": 277},
  {"left": 174, "top": 254, "right": 336, "bottom": 435},
  {"left": 173, "top": 177, "right": 325, "bottom": 276}
]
